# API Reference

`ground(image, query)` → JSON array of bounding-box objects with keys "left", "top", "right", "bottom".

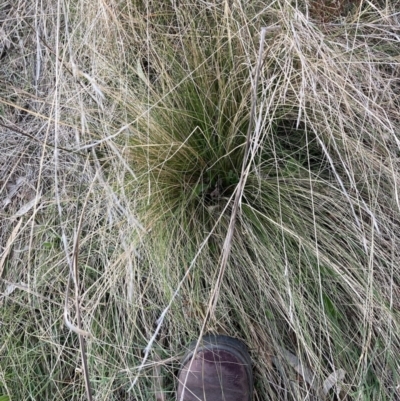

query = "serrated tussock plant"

[
  {"left": 1, "top": 0, "right": 400, "bottom": 400},
  {"left": 120, "top": 3, "right": 400, "bottom": 399}
]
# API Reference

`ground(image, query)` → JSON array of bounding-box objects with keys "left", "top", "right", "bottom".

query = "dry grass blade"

[
  {"left": 63, "top": 165, "right": 95, "bottom": 400},
  {"left": 152, "top": 350, "right": 165, "bottom": 401},
  {"left": 208, "top": 27, "right": 268, "bottom": 318},
  {"left": 0, "top": 219, "right": 23, "bottom": 278}
]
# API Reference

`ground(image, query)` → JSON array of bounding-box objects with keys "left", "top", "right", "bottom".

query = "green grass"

[{"left": 1, "top": 0, "right": 400, "bottom": 400}]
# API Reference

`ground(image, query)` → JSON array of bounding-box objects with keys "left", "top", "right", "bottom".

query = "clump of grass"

[
  {"left": 117, "top": 2, "right": 400, "bottom": 399},
  {"left": 1, "top": 0, "right": 400, "bottom": 400}
]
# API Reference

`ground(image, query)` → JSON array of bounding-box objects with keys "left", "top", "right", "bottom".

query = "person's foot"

[{"left": 177, "top": 335, "right": 253, "bottom": 401}]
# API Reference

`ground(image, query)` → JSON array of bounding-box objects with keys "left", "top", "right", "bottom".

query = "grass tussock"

[{"left": 1, "top": 0, "right": 400, "bottom": 400}]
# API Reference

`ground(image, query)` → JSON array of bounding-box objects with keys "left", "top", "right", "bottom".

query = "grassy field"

[{"left": 1, "top": 0, "right": 400, "bottom": 400}]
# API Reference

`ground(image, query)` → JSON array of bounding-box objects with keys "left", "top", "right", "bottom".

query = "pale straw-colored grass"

[{"left": 1, "top": 1, "right": 399, "bottom": 400}]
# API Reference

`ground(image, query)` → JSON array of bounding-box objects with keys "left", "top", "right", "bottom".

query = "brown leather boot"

[{"left": 177, "top": 335, "right": 253, "bottom": 401}]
